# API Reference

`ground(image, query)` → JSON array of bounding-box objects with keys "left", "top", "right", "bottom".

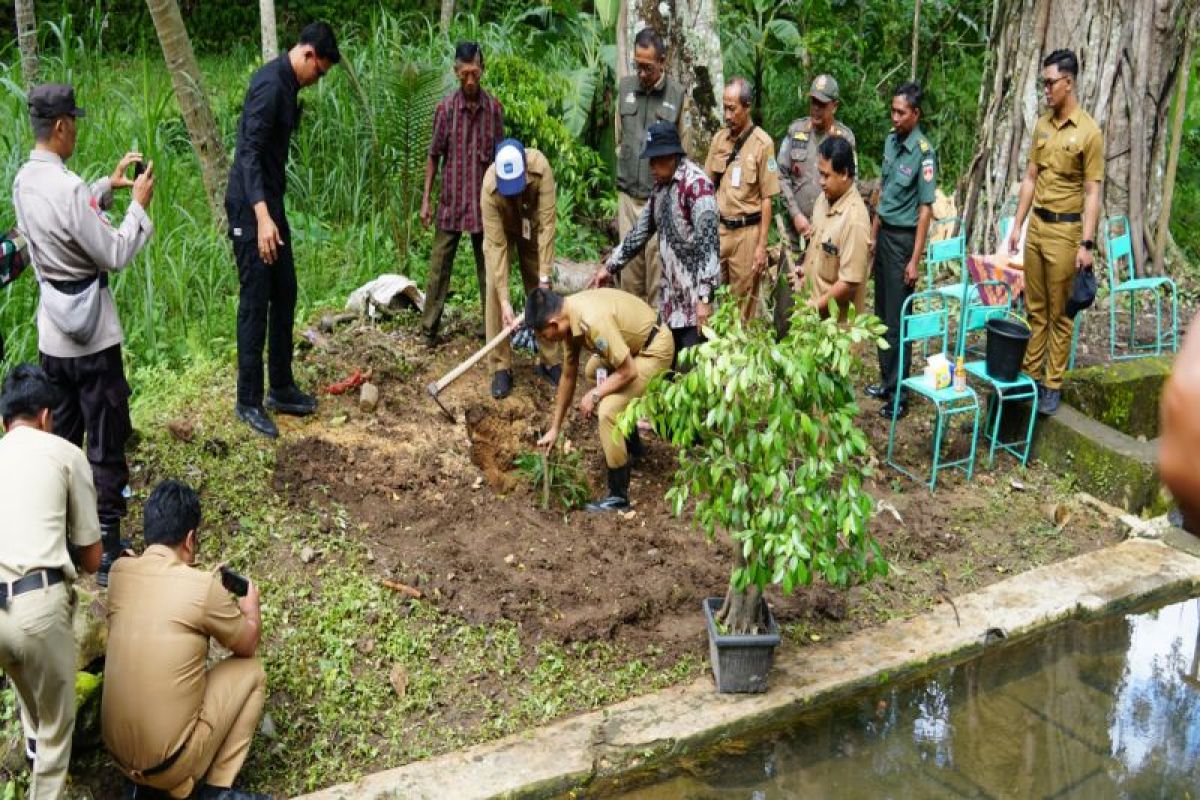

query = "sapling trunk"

[{"left": 717, "top": 545, "right": 766, "bottom": 635}]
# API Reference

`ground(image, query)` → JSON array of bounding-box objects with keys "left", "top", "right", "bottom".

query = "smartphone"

[
  {"left": 131, "top": 160, "right": 146, "bottom": 180},
  {"left": 219, "top": 566, "right": 250, "bottom": 597}
]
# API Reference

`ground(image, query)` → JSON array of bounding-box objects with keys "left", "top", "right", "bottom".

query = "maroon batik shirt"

[{"left": 429, "top": 89, "right": 504, "bottom": 234}]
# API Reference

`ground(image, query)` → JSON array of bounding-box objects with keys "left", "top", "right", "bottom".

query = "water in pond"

[{"left": 603, "top": 597, "right": 1200, "bottom": 799}]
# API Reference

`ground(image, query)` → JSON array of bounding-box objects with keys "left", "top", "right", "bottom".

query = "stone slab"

[
  {"left": 1061, "top": 356, "right": 1172, "bottom": 439},
  {"left": 294, "top": 538, "right": 1200, "bottom": 800}
]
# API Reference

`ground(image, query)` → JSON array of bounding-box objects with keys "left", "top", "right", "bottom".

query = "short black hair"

[
  {"left": 299, "top": 21, "right": 340, "bottom": 64},
  {"left": 726, "top": 76, "right": 754, "bottom": 107},
  {"left": 143, "top": 480, "right": 202, "bottom": 548},
  {"left": 29, "top": 114, "right": 58, "bottom": 142},
  {"left": 525, "top": 287, "right": 564, "bottom": 331},
  {"left": 455, "top": 41, "right": 483, "bottom": 68},
  {"left": 0, "top": 364, "right": 60, "bottom": 426},
  {"left": 818, "top": 135, "right": 856, "bottom": 178},
  {"left": 633, "top": 28, "right": 666, "bottom": 59},
  {"left": 1043, "top": 48, "right": 1078, "bottom": 78},
  {"left": 893, "top": 81, "right": 923, "bottom": 113}
]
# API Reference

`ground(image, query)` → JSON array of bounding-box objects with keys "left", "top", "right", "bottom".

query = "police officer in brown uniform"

[
  {"left": 527, "top": 287, "right": 674, "bottom": 512},
  {"left": 103, "top": 481, "right": 267, "bottom": 800},
  {"left": 0, "top": 364, "right": 101, "bottom": 799},
  {"left": 704, "top": 77, "right": 781, "bottom": 320},
  {"left": 615, "top": 28, "right": 683, "bottom": 309},
  {"left": 481, "top": 139, "right": 562, "bottom": 399},
  {"left": 776, "top": 74, "right": 856, "bottom": 331},
  {"left": 794, "top": 136, "right": 871, "bottom": 322},
  {"left": 1006, "top": 49, "right": 1103, "bottom": 416}
]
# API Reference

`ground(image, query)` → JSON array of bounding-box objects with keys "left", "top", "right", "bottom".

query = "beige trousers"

[
  {"left": 485, "top": 236, "right": 562, "bottom": 374},
  {"left": 0, "top": 582, "right": 76, "bottom": 800},
  {"left": 1022, "top": 216, "right": 1081, "bottom": 390},
  {"left": 583, "top": 330, "right": 675, "bottom": 468},
  {"left": 720, "top": 224, "right": 763, "bottom": 320},
  {"left": 617, "top": 192, "right": 662, "bottom": 309}
]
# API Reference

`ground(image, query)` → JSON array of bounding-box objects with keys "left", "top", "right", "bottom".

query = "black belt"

[
  {"left": 48, "top": 272, "right": 108, "bottom": 294},
  {"left": 880, "top": 221, "right": 917, "bottom": 233},
  {"left": 720, "top": 212, "right": 762, "bottom": 230},
  {"left": 131, "top": 739, "right": 187, "bottom": 780},
  {"left": 0, "top": 568, "right": 64, "bottom": 610},
  {"left": 643, "top": 325, "right": 660, "bottom": 351},
  {"left": 1034, "top": 207, "right": 1082, "bottom": 224}
]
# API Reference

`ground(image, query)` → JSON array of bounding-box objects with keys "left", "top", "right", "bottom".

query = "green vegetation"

[{"left": 514, "top": 448, "right": 592, "bottom": 510}]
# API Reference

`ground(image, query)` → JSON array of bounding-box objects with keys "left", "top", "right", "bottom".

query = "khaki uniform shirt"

[
  {"left": 1030, "top": 107, "right": 1105, "bottom": 214},
  {"left": 481, "top": 148, "right": 556, "bottom": 287},
  {"left": 803, "top": 185, "right": 871, "bottom": 320},
  {"left": 12, "top": 150, "right": 154, "bottom": 358},
  {"left": 563, "top": 288, "right": 658, "bottom": 371},
  {"left": 102, "top": 546, "right": 247, "bottom": 770},
  {"left": 877, "top": 125, "right": 937, "bottom": 228},
  {"left": 616, "top": 74, "right": 684, "bottom": 199},
  {"left": 777, "top": 118, "right": 857, "bottom": 220},
  {"left": 705, "top": 126, "right": 781, "bottom": 219},
  {"left": 0, "top": 426, "right": 99, "bottom": 582}
]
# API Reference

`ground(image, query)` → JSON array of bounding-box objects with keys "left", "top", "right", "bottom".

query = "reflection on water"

[{"left": 602, "top": 598, "right": 1200, "bottom": 799}]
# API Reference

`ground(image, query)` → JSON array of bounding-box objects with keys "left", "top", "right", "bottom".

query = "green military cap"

[{"left": 807, "top": 74, "right": 839, "bottom": 103}]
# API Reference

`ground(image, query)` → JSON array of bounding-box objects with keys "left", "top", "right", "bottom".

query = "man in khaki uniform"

[
  {"left": 103, "top": 481, "right": 267, "bottom": 800},
  {"left": 0, "top": 364, "right": 101, "bottom": 799},
  {"left": 1006, "top": 48, "right": 1103, "bottom": 416},
  {"left": 615, "top": 27, "right": 683, "bottom": 308},
  {"left": 776, "top": 74, "right": 856, "bottom": 332},
  {"left": 705, "top": 77, "right": 781, "bottom": 320},
  {"left": 527, "top": 287, "right": 674, "bottom": 512},
  {"left": 482, "top": 138, "right": 561, "bottom": 399},
  {"left": 794, "top": 136, "right": 870, "bottom": 321}
]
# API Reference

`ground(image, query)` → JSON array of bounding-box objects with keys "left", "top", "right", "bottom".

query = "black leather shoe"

[
  {"left": 193, "top": 785, "right": 272, "bottom": 800},
  {"left": 585, "top": 494, "right": 632, "bottom": 512},
  {"left": 490, "top": 370, "right": 513, "bottom": 399},
  {"left": 266, "top": 385, "right": 317, "bottom": 416},
  {"left": 865, "top": 383, "right": 891, "bottom": 399},
  {"left": 880, "top": 401, "right": 908, "bottom": 420},
  {"left": 236, "top": 404, "right": 279, "bottom": 438},
  {"left": 535, "top": 364, "right": 562, "bottom": 387},
  {"left": 96, "top": 521, "right": 130, "bottom": 588},
  {"left": 585, "top": 465, "right": 631, "bottom": 512}
]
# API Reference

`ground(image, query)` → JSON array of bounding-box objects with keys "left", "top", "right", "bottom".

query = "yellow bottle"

[{"left": 954, "top": 355, "right": 967, "bottom": 392}]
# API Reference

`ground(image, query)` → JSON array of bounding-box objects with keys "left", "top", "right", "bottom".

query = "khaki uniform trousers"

[
  {"left": 126, "top": 657, "right": 267, "bottom": 799},
  {"left": 485, "top": 236, "right": 562, "bottom": 375},
  {"left": 0, "top": 582, "right": 75, "bottom": 800},
  {"left": 616, "top": 192, "right": 662, "bottom": 309},
  {"left": 719, "top": 224, "right": 763, "bottom": 320},
  {"left": 583, "top": 330, "right": 674, "bottom": 468},
  {"left": 1021, "top": 215, "right": 1080, "bottom": 390}
]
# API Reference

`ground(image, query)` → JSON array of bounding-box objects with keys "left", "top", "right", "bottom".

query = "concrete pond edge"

[{"left": 294, "top": 534, "right": 1200, "bottom": 800}]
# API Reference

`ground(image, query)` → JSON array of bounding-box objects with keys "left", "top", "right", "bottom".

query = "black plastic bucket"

[{"left": 985, "top": 316, "right": 1031, "bottom": 382}]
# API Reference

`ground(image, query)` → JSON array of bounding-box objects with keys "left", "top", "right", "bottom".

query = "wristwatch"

[{"left": 1081, "top": 239, "right": 1096, "bottom": 251}]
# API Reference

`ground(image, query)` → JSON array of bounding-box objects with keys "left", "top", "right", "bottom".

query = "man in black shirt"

[{"left": 225, "top": 22, "right": 339, "bottom": 438}]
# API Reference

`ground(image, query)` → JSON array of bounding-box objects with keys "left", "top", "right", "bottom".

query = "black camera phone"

[
  {"left": 219, "top": 566, "right": 249, "bottom": 597},
  {"left": 131, "top": 160, "right": 146, "bottom": 180}
]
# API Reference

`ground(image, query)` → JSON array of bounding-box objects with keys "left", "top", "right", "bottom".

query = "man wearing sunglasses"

[
  {"left": 1006, "top": 48, "right": 1103, "bottom": 417},
  {"left": 225, "top": 22, "right": 340, "bottom": 439}
]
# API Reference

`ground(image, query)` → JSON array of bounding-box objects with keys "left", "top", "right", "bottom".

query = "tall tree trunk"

[
  {"left": 439, "top": 0, "right": 455, "bottom": 35},
  {"left": 910, "top": 0, "right": 922, "bottom": 80},
  {"left": 1156, "top": 24, "right": 1193, "bottom": 267},
  {"left": 15, "top": 0, "right": 39, "bottom": 88},
  {"left": 259, "top": 0, "right": 278, "bottom": 62},
  {"left": 961, "top": 0, "right": 1199, "bottom": 276},
  {"left": 619, "top": 0, "right": 724, "bottom": 161},
  {"left": 145, "top": 0, "right": 230, "bottom": 226}
]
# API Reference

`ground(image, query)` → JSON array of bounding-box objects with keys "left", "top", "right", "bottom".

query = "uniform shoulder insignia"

[
  {"left": 794, "top": 132, "right": 808, "bottom": 142},
  {"left": 919, "top": 138, "right": 931, "bottom": 154},
  {"left": 767, "top": 156, "right": 779, "bottom": 173},
  {"left": 594, "top": 336, "right": 608, "bottom": 353}
]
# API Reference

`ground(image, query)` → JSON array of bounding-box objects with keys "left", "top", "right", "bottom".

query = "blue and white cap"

[{"left": 495, "top": 138, "right": 527, "bottom": 197}]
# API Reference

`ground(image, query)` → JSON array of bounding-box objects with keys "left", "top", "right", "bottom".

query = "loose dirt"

[{"left": 272, "top": 319, "right": 1123, "bottom": 665}]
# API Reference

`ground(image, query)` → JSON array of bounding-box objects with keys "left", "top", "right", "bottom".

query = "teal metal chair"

[
  {"left": 955, "top": 287, "right": 1038, "bottom": 466},
  {"left": 1103, "top": 215, "right": 1178, "bottom": 360},
  {"left": 925, "top": 217, "right": 978, "bottom": 305},
  {"left": 997, "top": 214, "right": 1084, "bottom": 370},
  {"left": 886, "top": 291, "right": 980, "bottom": 490}
]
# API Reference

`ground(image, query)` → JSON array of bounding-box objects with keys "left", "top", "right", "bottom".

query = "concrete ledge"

[
  {"left": 295, "top": 538, "right": 1200, "bottom": 800},
  {"left": 1061, "top": 357, "right": 1171, "bottom": 439}
]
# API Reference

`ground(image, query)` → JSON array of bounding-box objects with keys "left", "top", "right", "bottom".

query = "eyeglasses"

[
  {"left": 1042, "top": 76, "right": 1068, "bottom": 90},
  {"left": 634, "top": 62, "right": 661, "bottom": 75}
]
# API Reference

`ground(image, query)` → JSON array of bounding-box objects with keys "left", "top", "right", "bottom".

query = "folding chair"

[
  {"left": 1104, "top": 215, "right": 1178, "bottom": 360},
  {"left": 925, "top": 217, "right": 978, "bottom": 306},
  {"left": 886, "top": 291, "right": 980, "bottom": 490}
]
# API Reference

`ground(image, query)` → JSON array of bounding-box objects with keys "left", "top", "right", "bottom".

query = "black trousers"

[
  {"left": 40, "top": 344, "right": 131, "bottom": 526},
  {"left": 235, "top": 237, "right": 297, "bottom": 407},
  {"left": 422, "top": 229, "right": 486, "bottom": 337},
  {"left": 671, "top": 326, "right": 704, "bottom": 372},
  {"left": 874, "top": 224, "right": 917, "bottom": 398}
]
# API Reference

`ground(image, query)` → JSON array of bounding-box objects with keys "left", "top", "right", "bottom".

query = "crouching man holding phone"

[{"left": 102, "top": 481, "right": 268, "bottom": 800}]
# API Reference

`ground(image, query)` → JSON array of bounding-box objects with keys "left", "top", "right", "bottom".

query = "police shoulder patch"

[
  {"left": 767, "top": 157, "right": 779, "bottom": 173},
  {"left": 919, "top": 138, "right": 931, "bottom": 153},
  {"left": 594, "top": 336, "right": 608, "bottom": 353},
  {"left": 922, "top": 160, "right": 935, "bottom": 182}
]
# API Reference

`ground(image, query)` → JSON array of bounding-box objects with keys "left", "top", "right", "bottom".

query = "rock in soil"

[{"left": 359, "top": 382, "right": 380, "bottom": 413}]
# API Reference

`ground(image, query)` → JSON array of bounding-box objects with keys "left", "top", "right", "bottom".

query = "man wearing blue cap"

[
  {"left": 480, "top": 138, "right": 561, "bottom": 399},
  {"left": 593, "top": 121, "right": 719, "bottom": 359}
]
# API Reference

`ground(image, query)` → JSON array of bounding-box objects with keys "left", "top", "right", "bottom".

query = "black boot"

[
  {"left": 585, "top": 465, "right": 631, "bottom": 512},
  {"left": 97, "top": 520, "right": 129, "bottom": 588},
  {"left": 626, "top": 430, "right": 646, "bottom": 466}
]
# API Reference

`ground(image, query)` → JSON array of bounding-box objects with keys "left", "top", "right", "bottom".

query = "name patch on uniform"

[
  {"left": 625, "top": 93, "right": 636, "bottom": 103},
  {"left": 795, "top": 132, "right": 808, "bottom": 142},
  {"left": 663, "top": 101, "right": 676, "bottom": 110},
  {"left": 921, "top": 158, "right": 935, "bottom": 182},
  {"left": 767, "top": 157, "right": 778, "bottom": 173},
  {"left": 898, "top": 164, "right": 913, "bottom": 177}
]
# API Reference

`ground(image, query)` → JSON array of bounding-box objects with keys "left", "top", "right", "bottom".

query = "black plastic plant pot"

[{"left": 703, "top": 596, "right": 781, "bottom": 693}]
